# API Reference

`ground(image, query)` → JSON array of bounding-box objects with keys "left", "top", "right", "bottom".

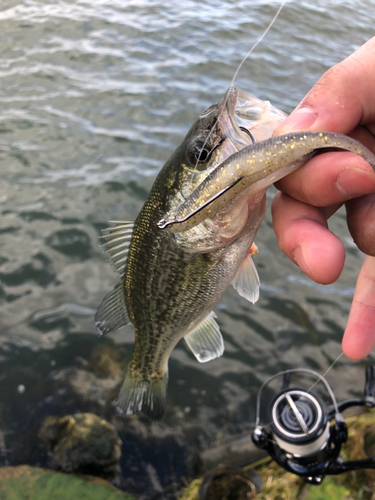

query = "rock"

[
  {"left": 198, "top": 467, "right": 263, "bottom": 500},
  {"left": 57, "top": 366, "right": 121, "bottom": 407},
  {"left": 0, "top": 465, "right": 136, "bottom": 500},
  {"left": 87, "top": 342, "right": 127, "bottom": 379},
  {"left": 39, "top": 413, "right": 122, "bottom": 479},
  {"left": 189, "top": 431, "right": 268, "bottom": 477}
]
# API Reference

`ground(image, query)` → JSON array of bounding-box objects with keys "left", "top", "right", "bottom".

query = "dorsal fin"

[
  {"left": 101, "top": 221, "right": 134, "bottom": 278},
  {"left": 184, "top": 312, "right": 224, "bottom": 363}
]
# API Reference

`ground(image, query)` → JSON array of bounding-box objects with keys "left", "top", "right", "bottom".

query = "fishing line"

[
  {"left": 194, "top": 0, "right": 288, "bottom": 169},
  {"left": 307, "top": 351, "right": 344, "bottom": 395},
  {"left": 229, "top": 0, "right": 288, "bottom": 89}
]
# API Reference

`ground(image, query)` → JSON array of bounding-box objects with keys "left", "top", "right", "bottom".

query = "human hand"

[{"left": 271, "top": 36, "right": 375, "bottom": 360}]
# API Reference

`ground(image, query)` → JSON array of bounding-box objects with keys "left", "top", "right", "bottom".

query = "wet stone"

[{"left": 39, "top": 413, "right": 122, "bottom": 480}]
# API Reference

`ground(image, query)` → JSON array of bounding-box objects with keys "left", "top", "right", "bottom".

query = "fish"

[{"left": 95, "top": 86, "right": 288, "bottom": 420}]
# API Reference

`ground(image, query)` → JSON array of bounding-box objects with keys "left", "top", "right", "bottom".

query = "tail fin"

[{"left": 116, "top": 367, "right": 168, "bottom": 421}]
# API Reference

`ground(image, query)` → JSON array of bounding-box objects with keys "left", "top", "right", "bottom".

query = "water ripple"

[{"left": 0, "top": 1, "right": 373, "bottom": 496}]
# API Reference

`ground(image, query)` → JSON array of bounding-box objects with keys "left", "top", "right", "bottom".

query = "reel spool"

[{"left": 269, "top": 388, "right": 329, "bottom": 464}]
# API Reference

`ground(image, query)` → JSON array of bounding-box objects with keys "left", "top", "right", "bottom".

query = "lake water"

[{"left": 0, "top": 0, "right": 374, "bottom": 498}]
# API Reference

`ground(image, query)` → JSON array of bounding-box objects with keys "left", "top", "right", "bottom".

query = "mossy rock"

[
  {"left": 39, "top": 413, "right": 122, "bottom": 479},
  {"left": 0, "top": 465, "right": 135, "bottom": 500}
]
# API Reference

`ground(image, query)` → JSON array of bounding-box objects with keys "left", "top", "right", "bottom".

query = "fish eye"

[
  {"left": 197, "top": 148, "right": 209, "bottom": 161},
  {"left": 187, "top": 140, "right": 211, "bottom": 169}
]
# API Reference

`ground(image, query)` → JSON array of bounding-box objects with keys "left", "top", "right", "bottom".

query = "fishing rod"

[{"left": 251, "top": 365, "right": 375, "bottom": 484}]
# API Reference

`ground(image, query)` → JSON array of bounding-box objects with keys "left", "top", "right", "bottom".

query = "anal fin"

[{"left": 184, "top": 312, "right": 224, "bottom": 363}]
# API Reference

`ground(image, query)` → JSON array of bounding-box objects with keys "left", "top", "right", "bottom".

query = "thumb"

[{"left": 273, "top": 36, "right": 375, "bottom": 136}]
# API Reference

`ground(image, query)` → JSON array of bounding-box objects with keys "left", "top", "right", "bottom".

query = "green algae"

[
  {"left": 303, "top": 479, "right": 352, "bottom": 500},
  {"left": 0, "top": 466, "right": 135, "bottom": 500}
]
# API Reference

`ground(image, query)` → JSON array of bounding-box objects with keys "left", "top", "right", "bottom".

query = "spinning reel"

[{"left": 252, "top": 366, "right": 375, "bottom": 484}]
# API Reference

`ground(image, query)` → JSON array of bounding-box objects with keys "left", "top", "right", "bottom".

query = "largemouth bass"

[{"left": 95, "top": 86, "right": 287, "bottom": 420}]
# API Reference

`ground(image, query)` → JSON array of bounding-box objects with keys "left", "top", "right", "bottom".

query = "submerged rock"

[
  {"left": 0, "top": 465, "right": 135, "bottom": 500},
  {"left": 87, "top": 342, "right": 127, "bottom": 379},
  {"left": 39, "top": 413, "right": 122, "bottom": 479}
]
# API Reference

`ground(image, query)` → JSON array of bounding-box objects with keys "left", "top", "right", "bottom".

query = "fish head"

[
  {"left": 163, "top": 86, "right": 286, "bottom": 251},
  {"left": 176, "top": 86, "right": 286, "bottom": 183}
]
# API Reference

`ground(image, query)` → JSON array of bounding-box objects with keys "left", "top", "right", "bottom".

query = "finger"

[
  {"left": 273, "top": 36, "right": 375, "bottom": 138},
  {"left": 342, "top": 256, "right": 375, "bottom": 360},
  {"left": 346, "top": 194, "right": 375, "bottom": 256},
  {"left": 348, "top": 124, "right": 375, "bottom": 152},
  {"left": 271, "top": 192, "right": 345, "bottom": 284},
  {"left": 274, "top": 150, "right": 375, "bottom": 206}
]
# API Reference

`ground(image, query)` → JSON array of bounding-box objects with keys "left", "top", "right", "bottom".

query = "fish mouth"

[
  {"left": 220, "top": 86, "right": 287, "bottom": 150},
  {"left": 191, "top": 86, "right": 286, "bottom": 168},
  {"left": 220, "top": 86, "right": 254, "bottom": 150}
]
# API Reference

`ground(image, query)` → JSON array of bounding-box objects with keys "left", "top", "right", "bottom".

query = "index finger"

[{"left": 273, "top": 150, "right": 375, "bottom": 207}]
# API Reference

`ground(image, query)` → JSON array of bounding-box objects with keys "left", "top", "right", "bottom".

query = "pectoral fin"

[
  {"left": 232, "top": 253, "right": 260, "bottom": 304},
  {"left": 184, "top": 312, "right": 224, "bottom": 363}
]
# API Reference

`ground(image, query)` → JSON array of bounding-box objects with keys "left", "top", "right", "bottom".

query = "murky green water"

[{"left": 1, "top": 0, "right": 374, "bottom": 497}]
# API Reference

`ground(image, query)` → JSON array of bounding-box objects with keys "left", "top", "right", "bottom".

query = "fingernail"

[
  {"left": 336, "top": 168, "right": 375, "bottom": 197},
  {"left": 277, "top": 107, "right": 318, "bottom": 135}
]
